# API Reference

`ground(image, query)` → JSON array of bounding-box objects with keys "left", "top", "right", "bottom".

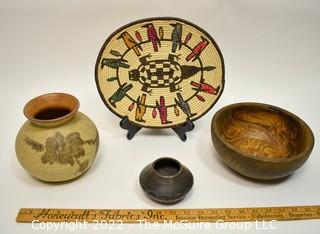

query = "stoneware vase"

[
  {"left": 15, "top": 93, "right": 99, "bottom": 182},
  {"left": 139, "top": 157, "right": 194, "bottom": 204}
]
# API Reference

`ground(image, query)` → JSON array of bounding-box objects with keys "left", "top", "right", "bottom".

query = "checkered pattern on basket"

[{"left": 139, "top": 61, "right": 180, "bottom": 88}]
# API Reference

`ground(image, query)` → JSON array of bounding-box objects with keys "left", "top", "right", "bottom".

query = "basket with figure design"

[{"left": 95, "top": 17, "right": 225, "bottom": 140}]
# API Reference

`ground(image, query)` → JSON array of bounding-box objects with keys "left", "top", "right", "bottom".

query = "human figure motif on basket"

[
  {"left": 156, "top": 96, "right": 172, "bottom": 125},
  {"left": 135, "top": 94, "right": 147, "bottom": 122}
]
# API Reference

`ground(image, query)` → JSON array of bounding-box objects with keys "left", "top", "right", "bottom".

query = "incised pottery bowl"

[
  {"left": 15, "top": 93, "right": 99, "bottom": 182},
  {"left": 139, "top": 157, "right": 194, "bottom": 204},
  {"left": 211, "top": 102, "right": 314, "bottom": 180}
]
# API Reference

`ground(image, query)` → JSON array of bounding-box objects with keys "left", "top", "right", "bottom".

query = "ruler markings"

[{"left": 16, "top": 206, "right": 320, "bottom": 223}]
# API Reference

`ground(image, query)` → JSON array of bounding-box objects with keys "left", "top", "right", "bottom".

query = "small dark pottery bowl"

[
  {"left": 139, "top": 157, "right": 194, "bottom": 204},
  {"left": 211, "top": 102, "right": 314, "bottom": 180}
]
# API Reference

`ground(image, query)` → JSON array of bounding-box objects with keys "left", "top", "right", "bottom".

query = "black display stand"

[
  {"left": 172, "top": 119, "right": 194, "bottom": 141},
  {"left": 120, "top": 116, "right": 194, "bottom": 141},
  {"left": 120, "top": 116, "right": 141, "bottom": 140}
]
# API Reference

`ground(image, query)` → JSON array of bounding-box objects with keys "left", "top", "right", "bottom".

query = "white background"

[{"left": 1, "top": 0, "right": 319, "bottom": 233}]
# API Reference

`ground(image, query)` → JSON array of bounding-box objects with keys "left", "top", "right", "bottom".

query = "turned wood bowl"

[{"left": 211, "top": 103, "right": 314, "bottom": 180}]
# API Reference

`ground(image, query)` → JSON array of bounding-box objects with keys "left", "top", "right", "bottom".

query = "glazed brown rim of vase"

[
  {"left": 152, "top": 157, "right": 183, "bottom": 179},
  {"left": 23, "top": 93, "right": 80, "bottom": 124},
  {"left": 212, "top": 102, "right": 315, "bottom": 163}
]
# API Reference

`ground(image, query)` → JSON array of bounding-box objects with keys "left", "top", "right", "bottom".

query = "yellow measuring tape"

[{"left": 16, "top": 206, "right": 320, "bottom": 223}]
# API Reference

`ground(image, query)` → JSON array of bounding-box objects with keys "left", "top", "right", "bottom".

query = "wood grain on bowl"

[
  {"left": 211, "top": 103, "right": 314, "bottom": 180},
  {"left": 220, "top": 107, "right": 301, "bottom": 159}
]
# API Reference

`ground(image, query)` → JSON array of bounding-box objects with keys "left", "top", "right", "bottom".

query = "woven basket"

[{"left": 95, "top": 17, "right": 224, "bottom": 128}]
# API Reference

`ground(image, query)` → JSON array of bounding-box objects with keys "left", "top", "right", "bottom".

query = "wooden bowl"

[{"left": 211, "top": 102, "right": 314, "bottom": 180}]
